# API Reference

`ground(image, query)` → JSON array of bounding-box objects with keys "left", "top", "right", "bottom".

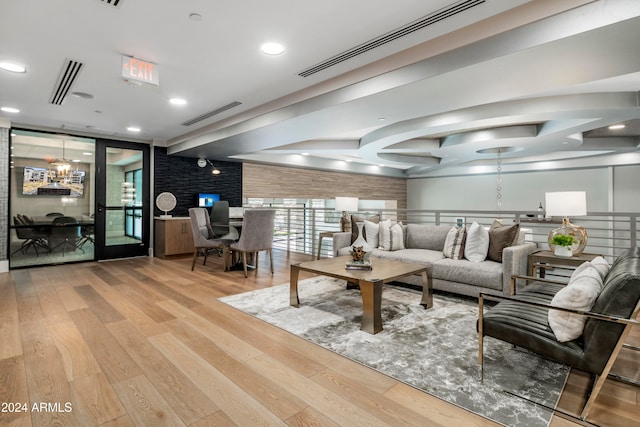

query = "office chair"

[
  {"left": 50, "top": 216, "right": 84, "bottom": 256},
  {"left": 209, "top": 201, "right": 239, "bottom": 256}
]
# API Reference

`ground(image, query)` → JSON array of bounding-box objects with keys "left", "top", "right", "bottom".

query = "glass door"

[{"left": 94, "top": 139, "right": 149, "bottom": 260}]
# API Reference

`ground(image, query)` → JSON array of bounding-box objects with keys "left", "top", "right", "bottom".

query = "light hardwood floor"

[{"left": 0, "top": 250, "right": 637, "bottom": 426}]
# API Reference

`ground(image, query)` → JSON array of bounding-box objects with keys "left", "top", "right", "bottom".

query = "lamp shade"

[
  {"left": 545, "top": 191, "right": 587, "bottom": 217},
  {"left": 335, "top": 196, "right": 358, "bottom": 212}
]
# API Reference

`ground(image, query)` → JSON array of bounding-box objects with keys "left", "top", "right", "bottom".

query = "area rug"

[{"left": 219, "top": 278, "right": 569, "bottom": 426}]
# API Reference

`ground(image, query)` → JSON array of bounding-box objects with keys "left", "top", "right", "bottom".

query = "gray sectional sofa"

[{"left": 333, "top": 223, "right": 537, "bottom": 298}]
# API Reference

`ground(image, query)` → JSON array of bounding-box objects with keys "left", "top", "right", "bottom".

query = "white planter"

[{"left": 554, "top": 245, "right": 573, "bottom": 258}]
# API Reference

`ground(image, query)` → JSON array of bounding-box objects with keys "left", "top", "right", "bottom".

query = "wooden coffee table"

[{"left": 290, "top": 256, "right": 432, "bottom": 334}]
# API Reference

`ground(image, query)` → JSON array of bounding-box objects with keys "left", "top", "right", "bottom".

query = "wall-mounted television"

[
  {"left": 22, "top": 166, "right": 86, "bottom": 197},
  {"left": 198, "top": 193, "right": 220, "bottom": 207}
]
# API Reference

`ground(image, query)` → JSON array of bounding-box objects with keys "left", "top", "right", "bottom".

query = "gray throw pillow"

[{"left": 487, "top": 220, "right": 520, "bottom": 263}]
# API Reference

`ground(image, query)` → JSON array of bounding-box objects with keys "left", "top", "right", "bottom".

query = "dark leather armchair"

[{"left": 478, "top": 248, "right": 640, "bottom": 421}]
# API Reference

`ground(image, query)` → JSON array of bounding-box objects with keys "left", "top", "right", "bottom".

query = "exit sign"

[{"left": 121, "top": 56, "right": 159, "bottom": 86}]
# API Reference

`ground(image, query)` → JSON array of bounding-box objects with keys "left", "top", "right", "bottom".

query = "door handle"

[{"left": 97, "top": 203, "right": 105, "bottom": 213}]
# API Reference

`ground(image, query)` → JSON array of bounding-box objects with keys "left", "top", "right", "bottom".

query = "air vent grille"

[
  {"left": 49, "top": 59, "right": 84, "bottom": 106},
  {"left": 181, "top": 101, "right": 242, "bottom": 126},
  {"left": 99, "top": 0, "right": 121, "bottom": 7},
  {"left": 299, "top": 0, "right": 485, "bottom": 77}
]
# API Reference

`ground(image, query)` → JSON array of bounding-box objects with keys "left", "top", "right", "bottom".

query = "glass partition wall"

[{"left": 9, "top": 129, "right": 96, "bottom": 268}]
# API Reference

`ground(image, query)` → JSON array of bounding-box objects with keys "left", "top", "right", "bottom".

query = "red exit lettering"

[
  {"left": 127, "top": 58, "right": 154, "bottom": 81},
  {"left": 121, "top": 56, "right": 159, "bottom": 85}
]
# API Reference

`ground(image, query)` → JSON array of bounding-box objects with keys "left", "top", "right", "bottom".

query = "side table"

[{"left": 527, "top": 250, "right": 601, "bottom": 278}]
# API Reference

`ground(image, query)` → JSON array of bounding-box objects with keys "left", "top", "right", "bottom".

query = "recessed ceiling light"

[
  {"left": 169, "top": 98, "right": 187, "bottom": 105},
  {"left": 1, "top": 106, "right": 20, "bottom": 113},
  {"left": 260, "top": 42, "right": 285, "bottom": 55},
  {"left": 345, "top": 159, "right": 353, "bottom": 162},
  {"left": 83, "top": 152, "right": 93, "bottom": 156},
  {"left": 0, "top": 62, "right": 26, "bottom": 73},
  {"left": 301, "top": 152, "right": 309, "bottom": 156},
  {"left": 378, "top": 164, "right": 385, "bottom": 167},
  {"left": 608, "top": 124, "right": 625, "bottom": 130},
  {"left": 127, "top": 126, "right": 141, "bottom": 132},
  {"left": 72, "top": 159, "right": 81, "bottom": 163},
  {"left": 378, "top": 117, "right": 387, "bottom": 122}
]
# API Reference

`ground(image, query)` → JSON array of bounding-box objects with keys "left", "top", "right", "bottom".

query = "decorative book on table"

[{"left": 345, "top": 260, "right": 372, "bottom": 270}]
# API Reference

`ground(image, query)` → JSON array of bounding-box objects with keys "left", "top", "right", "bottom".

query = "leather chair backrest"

[
  {"left": 51, "top": 216, "right": 80, "bottom": 238},
  {"left": 582, "top": 247, "right": 640, "bottom": 373},
  {"left": 14, "top": 216, "right": 31, "bottom": 239},
  {"left": 210, "top": 201, "right": 230, "bottom": 237}
]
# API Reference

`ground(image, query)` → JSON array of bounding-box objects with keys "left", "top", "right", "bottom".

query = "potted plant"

[{"left": 550, "top": 234, "right": 575, "bottom": 257}]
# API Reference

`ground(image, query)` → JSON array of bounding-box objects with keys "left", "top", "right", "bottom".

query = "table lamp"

[
  {"left": 335, "top": 197, "right": 359, "bottom": 233},
  {"left": 545, "top": 191, "right": 588, "bottom": 257}
]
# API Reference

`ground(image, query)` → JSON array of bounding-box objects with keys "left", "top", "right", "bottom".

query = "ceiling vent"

[
  {"left": 98, "top": 0, "right": 122, "bottom": 7},
  {"left": 182, "top": 101, "right": 242, "bottom": 126},
  {"left": 299, "top": 0, "right": 485, "bottom": 77},
  {"left": 49, "top": 59, "right": 84, "bottom": 106}
]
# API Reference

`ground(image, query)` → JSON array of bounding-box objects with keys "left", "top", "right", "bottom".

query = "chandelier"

[{"left": 47, "top": 140, "right": 74, "bottom": 181}]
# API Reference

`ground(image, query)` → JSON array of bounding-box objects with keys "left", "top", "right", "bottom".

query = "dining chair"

[
  {"left": 188, "top": 207, "right": 235, "bottom": 271},
  {"left": 228, "top": 209, "right": 276, "bottom": 278}
]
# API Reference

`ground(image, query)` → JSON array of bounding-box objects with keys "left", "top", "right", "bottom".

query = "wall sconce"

[{"left": 197, "top": 158, "right": 221, "bottom": 175}]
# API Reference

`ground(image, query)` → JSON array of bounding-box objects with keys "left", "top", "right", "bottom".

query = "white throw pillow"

[
  {"left": 589, "top": 256, "right": 610, "bottom": 281},
  {"left": 378, "top": 219, "right": 393, "bottom": 250},
  {"left": 548, "top": 266, "right": 603, "bottom": 342},
  {"left": 443, "top": 226, "right": 466, "bottom": 259},
  {"left": 378, "top": 219, "right": 405, "bottom": 251},
  {"left": 389, "top": 222, "right": 405, "bottom": 251},
  {"left": 464, "top": 221, "right": 489, "bottom": 262},
  {"left": 364, "top": 219, "right": 380, "bottom": 249}
]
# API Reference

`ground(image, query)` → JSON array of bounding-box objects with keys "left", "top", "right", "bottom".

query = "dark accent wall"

[{"left": 153, "top": 147, "right": 242, "bottom": 216}]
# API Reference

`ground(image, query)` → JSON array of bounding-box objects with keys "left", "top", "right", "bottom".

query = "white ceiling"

[{"left": 1, "top": 0, "right": 639, "bottom": 178}]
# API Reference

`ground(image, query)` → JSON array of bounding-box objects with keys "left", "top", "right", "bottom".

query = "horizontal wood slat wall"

[{"left": 242, "top": 164, "right": 407, "bottom": 209}]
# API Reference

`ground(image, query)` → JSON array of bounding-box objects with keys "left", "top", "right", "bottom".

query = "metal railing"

[{"left": 261, "top": 206, "right": 639, "bottom": 263}]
